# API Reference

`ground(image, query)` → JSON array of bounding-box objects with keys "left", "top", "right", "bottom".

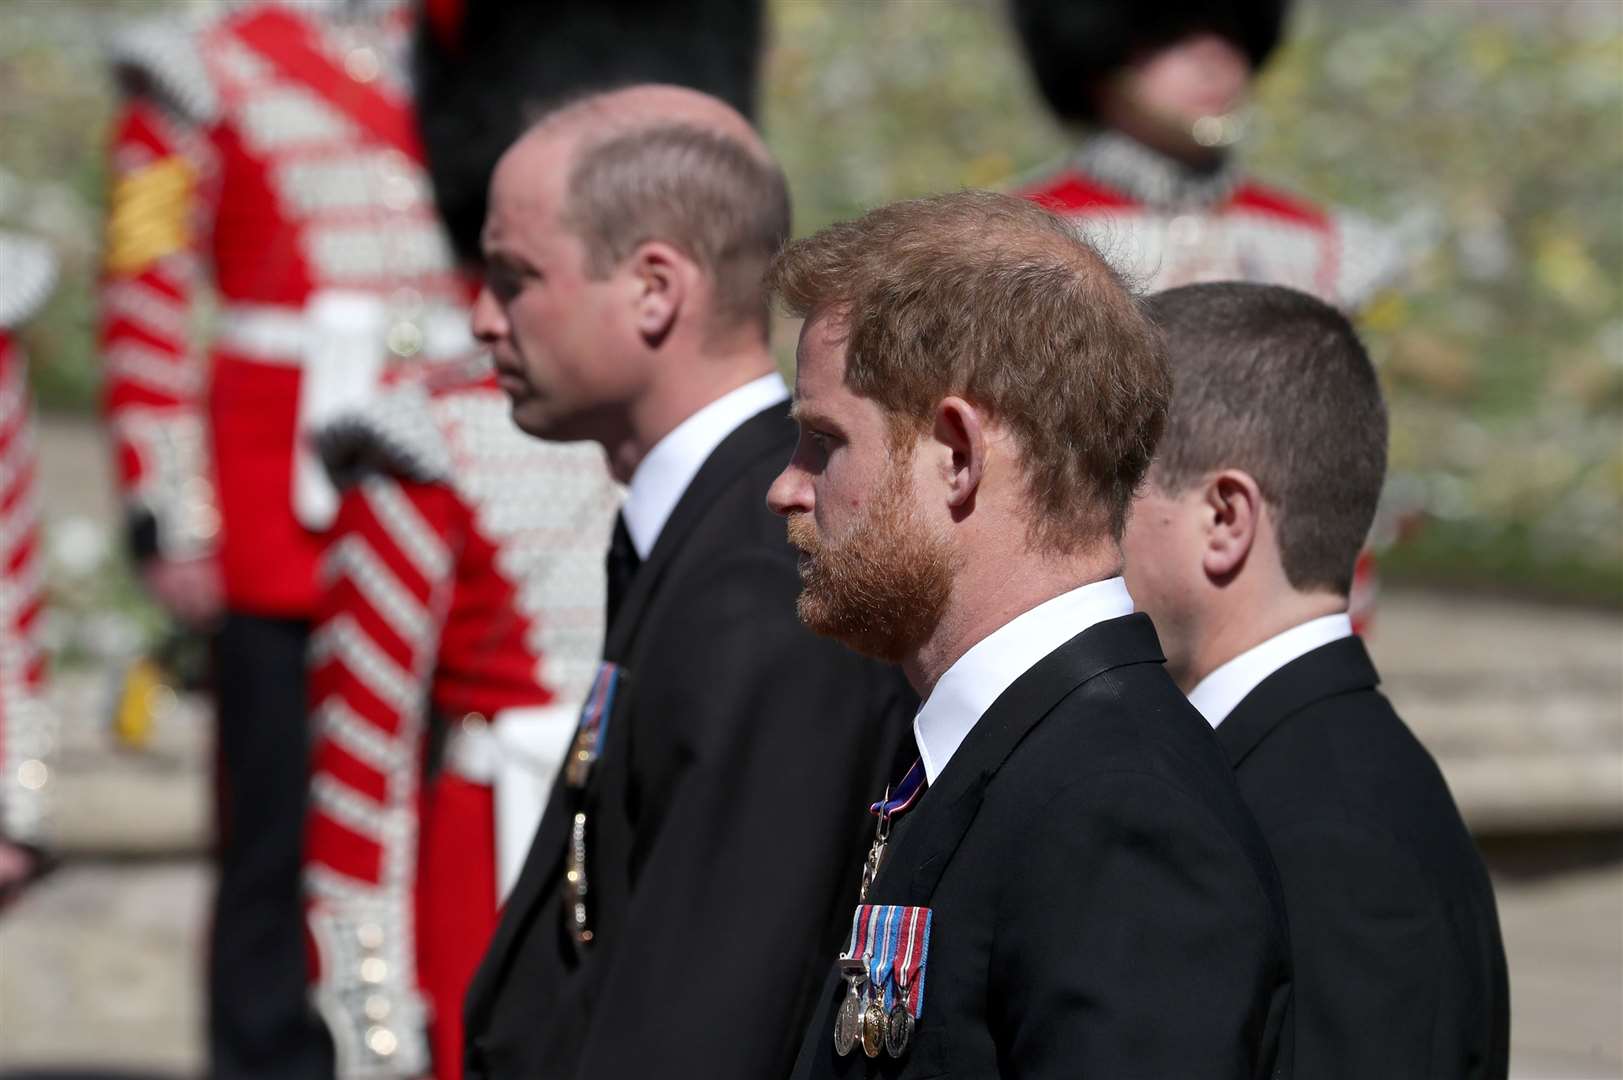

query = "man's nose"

[
  {"left": 470, "top": 286, "right": 506, "bottom": 344},
  {"left": 766, "top": 462, "right": 812, "bottom": 518}
]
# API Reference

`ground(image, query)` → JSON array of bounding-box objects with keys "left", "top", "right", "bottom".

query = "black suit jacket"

[
  {"left": 1216, "top": 636, "right": 1510, "bottom": 1079},
  {"left": 463, "top": 403, "right": 916, "bottom": 1080},
  {"left": 792, "top": 614, "right": 1293, "bottom": 1080}
]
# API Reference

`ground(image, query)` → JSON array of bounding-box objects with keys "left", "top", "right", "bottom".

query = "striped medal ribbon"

[{"left": 562, "top": 661, "right": 623, "bottom": 950}]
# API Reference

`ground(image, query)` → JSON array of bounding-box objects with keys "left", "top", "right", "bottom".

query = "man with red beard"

[{"left": 768, "top": 190, "right": 1292, "bottom": 1079}]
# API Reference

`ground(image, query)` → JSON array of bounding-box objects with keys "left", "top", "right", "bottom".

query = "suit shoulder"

[
  {"left": 1241, "top": 688, "right": 1488, "bottom": 888},
  {"left": 994, "top": 662, "right": 1244, "bottom": 817}
]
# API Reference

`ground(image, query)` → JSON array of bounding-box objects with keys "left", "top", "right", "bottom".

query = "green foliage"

[{"left": 1, "top": 0, "right": 1618, "bottom": 601}]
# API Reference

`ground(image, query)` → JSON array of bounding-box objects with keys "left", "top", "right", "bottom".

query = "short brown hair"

[
  {"left": 563, "top": 122, "right": 791, "bottom": 337},
  {"left": 1144, "top": 282, "right": 1389, "bottom": 595},
  {"left": 768, "top": 189, "right": 1169, "bottom": 549}
]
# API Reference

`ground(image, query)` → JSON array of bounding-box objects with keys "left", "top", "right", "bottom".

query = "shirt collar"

[
  {"left": 621, "top": 372, "right": 788, "bottom": 559},
  {"left": 912, "top": 576, "right": 1135, "bottom": 785},
  {"left": 1187, "top": 613, "right": 1355, "bottom": 729}
]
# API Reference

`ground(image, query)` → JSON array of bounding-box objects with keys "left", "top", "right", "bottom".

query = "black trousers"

[{"left": 211, "top": 613, "right": 332, "bottom": 1080}]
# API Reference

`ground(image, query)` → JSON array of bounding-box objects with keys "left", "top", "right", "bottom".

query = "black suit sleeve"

[
  {"left": 991, "top": 773, "right": 1286, "bottom": 1080},
  {"left": 1268, "top": 818, "right": 1440, "bottom": 1080},
  {"left": 574, "top": 549, "right": 905, "bottom": 1080}
]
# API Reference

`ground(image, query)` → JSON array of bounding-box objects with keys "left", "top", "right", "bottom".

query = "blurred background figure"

[
  {"left": 303, "top": 360, "right": 616, "bottom": 1080},
  {"left": 303, "top": 3, "right": 779, "bottom": 1077},
  {"left": 100, "top": 0, "right": 481, "bottom": 1075},
  {"left": 0, "top": 233, "right": 58, "bottom": 907},
  {"left": 1010, "top": 0, "right": 1402, "bottom": 306},
  {"left": 1009, "top": 0, "right": 1403, "bottom": 631}
]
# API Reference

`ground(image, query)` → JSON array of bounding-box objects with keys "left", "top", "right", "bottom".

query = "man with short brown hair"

[
  {"left": 769, "top": 191, "right": 1291, "bottom": 1079},
  {"left": 1124, "top": 281, "right": 1510, "bottom": 1079},
  {"left": 461, "top": 86, "right": 914, "bottom": 1080}
]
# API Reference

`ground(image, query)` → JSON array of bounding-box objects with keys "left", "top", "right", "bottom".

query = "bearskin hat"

[
  {"left": 1009, "top": 0, "right": 1291, "bottom": 123},
  {"left": 415, "top": 0, "right": 766, "bottom": 265}
]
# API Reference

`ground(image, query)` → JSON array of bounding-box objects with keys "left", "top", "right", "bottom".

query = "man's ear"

[
  {"left": 1200, "top": 469, "right": 1263, "bottom": 581},
  {"left": 932, "top": 396, "right": 987, "bottom": 512},
  {"left": 628, "top": 241, "right": 687, "bottom": 347}
]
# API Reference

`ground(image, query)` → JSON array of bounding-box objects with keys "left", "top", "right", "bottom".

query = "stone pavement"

[{"left": 1, "top": 585, "right": 1620, "bottom": 1077}]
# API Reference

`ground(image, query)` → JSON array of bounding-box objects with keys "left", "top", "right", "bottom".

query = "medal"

[
  {"left": 833, "top": 956, "right": 866, "bottom": 1057},
  {"left": 861, "top": 996, "right": 887, "bottom": 1059},
  {"left": 884, "top": 1003, "right": 913, "bottom": 1058},
  {"left": 862, "top": 905, "right": 900, "bottom": 1060},
  {"left": 831, "top": 764, "right": 933, "bottom": 1063},
  {"left": 834, "top": 982, "right": 861, "bottom": 1056},
  {"left": 558, "top": 663, "right": 622, "bottom": 949}
]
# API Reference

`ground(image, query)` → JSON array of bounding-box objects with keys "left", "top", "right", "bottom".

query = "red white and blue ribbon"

[
  {"left": 869, "top": 759, "right": 927, "bottom": 819},
  {"left": 576, "top": 662, "right": 621, "bottom": 764},
  {"left": 844, "top": 903, "right": 933, "bottom": 1021}
]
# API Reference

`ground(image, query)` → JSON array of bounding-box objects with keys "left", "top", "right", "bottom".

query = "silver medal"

[
  {"left": 885, "top": 1003, "right": 913, "bottom": 1057},
  {"left": 834, "top": 981, "right": 861, "bottom": 1057}
]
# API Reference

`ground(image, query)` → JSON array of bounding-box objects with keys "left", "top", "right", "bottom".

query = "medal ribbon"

[
  {"left": 869, "top": 759, "right": 926, "bottom": 819},
  {"left": 897, "top": 905, "right": 932, "bottom": 1019},
  {"left": 846, "top": 903, "right": 932, "bottom": 1018},
  {"left": 574, "top": 662, "right": 621, "bottom": 776},
  {"left": 868, "top": 906, "right": 900, "bottom": 1009}
]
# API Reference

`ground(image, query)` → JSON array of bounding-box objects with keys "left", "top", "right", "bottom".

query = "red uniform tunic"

[
  {"left": 0, "top": 235, "right": 55, "bottom": 848},
  {"left": 304, "top": 363, "right": 619, "bottom": 1079},
  {"left": 1021, "top": 133, "right": 1400, "bottom": 628},
  {"left": 102, "top": 0, "right": 467, "bottom": 616}
]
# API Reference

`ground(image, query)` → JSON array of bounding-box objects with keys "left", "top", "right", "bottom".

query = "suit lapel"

[
  {"left": 1215, "top": 635, "right": 1381, "bottom": 768},
  {"left": 871, "top": 613, "right": 1166, "bottom": 903},
  {"left": 469, "top": 402, "right": 793, "bottom": 1026},
  {"left": 465, "top": 760, "right": 576, "bottom": 1025},
  {"left": 602, "top": 403, "right": 791, "bottom": 660}
]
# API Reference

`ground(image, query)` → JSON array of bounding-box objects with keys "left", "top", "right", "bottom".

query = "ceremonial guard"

[
  {"left": 102, "top": 2, "right": 474, "bottom": 1073},
  {"left": 303, "top": 358, "right": 617, "bottom": 1079},
  {"left": 0, "top": 234, "right": 57, "bottom": 903},
  {"left": 303, "top": 4, "right": 779, "bottom": 1076},
  {"left": 1009, "top": 0, "right": 1399, "bottom": 629}
]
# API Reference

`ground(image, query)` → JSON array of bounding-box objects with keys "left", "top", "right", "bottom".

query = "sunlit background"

[{"left": 0, "top": 0, "right": 1618, "bottom": 1076}]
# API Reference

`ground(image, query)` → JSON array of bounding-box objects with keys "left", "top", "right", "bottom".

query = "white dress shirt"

[
  {"left": 620, "top": 372, "right": 789, "bottom": 558},
  {"left": 912, "top": 577, "right": 1136, "bottom": 784},
  {"left": 1187, "top": 613, "right": 1355, "bottom": 729}
]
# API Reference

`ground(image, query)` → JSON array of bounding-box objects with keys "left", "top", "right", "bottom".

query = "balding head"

[
  {"left": 496, "top": 84, "right": 789, "bottom": 337},
  {"left": 522, "top": 83, "right": 771, "bottom": 162}
]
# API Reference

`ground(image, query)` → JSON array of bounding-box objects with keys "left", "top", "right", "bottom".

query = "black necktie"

[{"left": 606, "top": 511, "right": 641, "bottom": 628}]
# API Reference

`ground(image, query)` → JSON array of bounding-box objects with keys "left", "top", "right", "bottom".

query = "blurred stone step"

[{"left": 1369, "top": 589, "right": 1623, "bottom": 834}]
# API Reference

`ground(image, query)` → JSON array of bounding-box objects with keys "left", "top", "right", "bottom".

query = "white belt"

[
  {"left": 216, "top": 299, "right": 476, "bottom": 365},
  {"left": 219, "top": 292, "right": 476, "bottom": 531},
  {"left": 442, "top": 702, "right": 579, "bottom": 904}
]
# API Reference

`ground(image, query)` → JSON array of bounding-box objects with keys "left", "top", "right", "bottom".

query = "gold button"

[
  {"left": 387, "top": 320, "right": 424, "bottom": 358},
  {"left": 365, "top": 1025, "right": 398, "bottom": 1056},
  {"left": 357, "top": 922, "right": 384, "bottom": 950},
  {"left": 17, "top": 759, "right": 47, "bottom": 791},
  {"left": 381, "top": 172, "right": 417, "bottom": 212},
  {"left": 344, "top": 47, "right": 381, "bottom": 84},
  {"left": 359, "top": 957, "right": 388, "bottom": 984}
]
